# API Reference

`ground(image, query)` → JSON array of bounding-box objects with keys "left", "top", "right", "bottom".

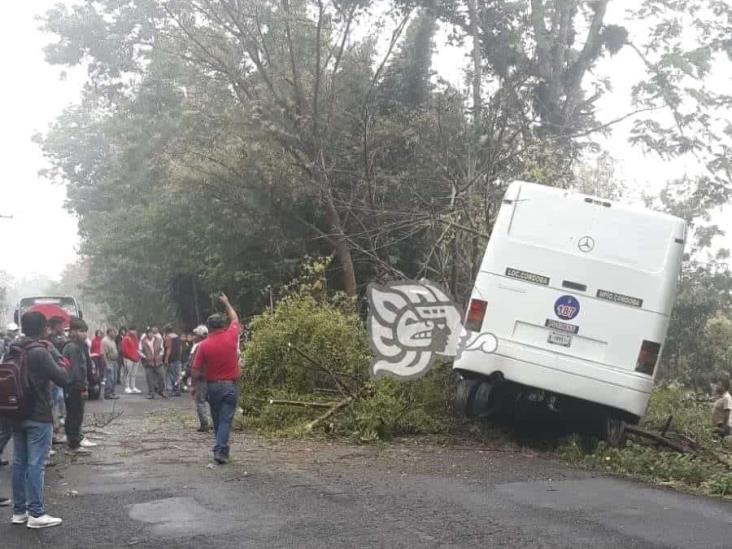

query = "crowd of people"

[{"left": 0, "top": 293, "right": 242, "bottom": 530}]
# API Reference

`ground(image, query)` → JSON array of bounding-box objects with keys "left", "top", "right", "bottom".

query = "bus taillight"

[
  {"left": 465, "top": 299, "right": 488, "bottom": 332},
  {"left": 636, "top": 340, "right": 661, "bottom": 375}
]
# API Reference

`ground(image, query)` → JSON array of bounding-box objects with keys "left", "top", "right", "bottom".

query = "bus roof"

[{"left": 504, "top": 181, "right": 686, "bottom": 274}]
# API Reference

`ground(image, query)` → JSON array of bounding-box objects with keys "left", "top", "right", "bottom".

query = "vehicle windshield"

[{"left": 18, "top": 296, "right": 80, "bottom": 317}]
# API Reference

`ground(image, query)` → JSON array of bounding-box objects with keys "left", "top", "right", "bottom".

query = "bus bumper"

[{"left": 453, "top": 339, "right": 654, "bottom": 418}]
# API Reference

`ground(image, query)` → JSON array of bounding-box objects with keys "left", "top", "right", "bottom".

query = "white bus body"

[{"left": 453, "top": 181, "right": 686, "bottom": 421}]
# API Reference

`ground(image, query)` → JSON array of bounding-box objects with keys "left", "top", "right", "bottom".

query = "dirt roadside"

[{"left": 1, "top": 394, "right": 730, "bottom": 549}]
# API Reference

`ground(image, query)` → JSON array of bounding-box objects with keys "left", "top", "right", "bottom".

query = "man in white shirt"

[{"left": 711, "top": 377, "right": 731, "bottom": 438}]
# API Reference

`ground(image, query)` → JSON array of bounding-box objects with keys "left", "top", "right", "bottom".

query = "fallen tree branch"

[
  {"left": 305, "top": 395, "right": 355, "bottom": 432},
  {"left": 266, "top": 398, "right": 337, "bottom": 409},
  {"left": 304, "top": 385, "right": 372, "bottom": 432},
  {"left": 625, "top": 425, "right": 689, "bottom": 453},
  {"left": 288, "top": 342, "right": 356, "bottom": 398}
]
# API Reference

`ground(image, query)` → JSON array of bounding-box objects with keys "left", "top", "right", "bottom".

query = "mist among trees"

[{"left": 31, "top": 0, "right": 732, "bottom": 385}]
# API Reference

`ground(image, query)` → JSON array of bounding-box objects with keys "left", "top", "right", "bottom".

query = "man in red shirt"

[
  {"left": 192, "top": 293, "right": 240, "bottom": 464},
  {"left": 120, "top": 327, "right": 142, "bottom": 394}
]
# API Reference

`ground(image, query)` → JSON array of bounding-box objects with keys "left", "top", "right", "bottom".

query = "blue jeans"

[
  {"left": 11, "top": 420, "right": 53, "bottom": 517},
  {"left": 206, "top": 382, "right": 239, "bottom": 458},
  {"left": 166, "top": 361, "right": 182, "bottom": 394},
  {"left": 105, "top": 359, "right": 117, "bottom": 397}
]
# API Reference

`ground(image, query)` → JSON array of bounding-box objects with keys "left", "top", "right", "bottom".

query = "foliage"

[
  {"left": 243, "top": 296, "right": 370, "bottom": 394},
  {"left": 36, "top": 1, "right": 732, "bottom": 387},
  {"left": 241, "top": 291, "right": 453, "bottom": 441},
  {"left": 660, "top": 262, "right": 732, "bottom": 388},
  {"left": 39, "top": 0, "right": 732, "bottom": 324},
  {"left": 560, "top": 386, "right": 732, "bottom": 499},
  {"left": 338, "top": 368, "right": 453, "bottom": 441}
]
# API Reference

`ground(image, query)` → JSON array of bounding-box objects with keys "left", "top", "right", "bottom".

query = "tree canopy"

[{"left": 38, "top": 0, "right": 732, "bottom": 383}]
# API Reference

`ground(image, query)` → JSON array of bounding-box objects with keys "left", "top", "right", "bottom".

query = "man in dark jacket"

[
  {"left": 48, "top": 316, "right": 68, "bottom": 444},
  {"left": 62, "top": 317, "right": 91, "bottom": 455},
  {"left": 7, "top": 311, "right": 68, "bottom": 528}
]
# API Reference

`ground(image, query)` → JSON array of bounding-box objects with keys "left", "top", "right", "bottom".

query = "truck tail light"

[
  {"left": 636, "top": 340, "right": 661, "bottom": 375},
  {"left": 465, "top": 299, "right": 487, "bottom": 332}
]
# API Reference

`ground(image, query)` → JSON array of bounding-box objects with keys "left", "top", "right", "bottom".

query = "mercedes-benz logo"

[{"left": 578, "top": 236, "right": 595, "bottom": 252}]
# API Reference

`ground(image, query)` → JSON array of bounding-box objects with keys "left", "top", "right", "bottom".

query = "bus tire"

[
  {"left": 470, "top": 381, "right": 499, "bottom": 419},
  {"left": 601, "top": 414, "right": 627, "bottom": 448},
  {"left": 454, "top": 377, "right": 479, "bottom": 418}
]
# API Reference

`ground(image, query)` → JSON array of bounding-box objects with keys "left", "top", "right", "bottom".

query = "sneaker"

[
  {"left": 52, "top": 435, "right": 67, "bottom": 445},
  {"left": 106, "top": 394, "right": 120, "bottom": 400},
  {"left": 49, "top": 449, "right": 57, "bottom": 457},
  {"left": 197, "top": 424, "right": 210, "bottom": 433},
  {"left": 27, "top": 514, "right": 63, "bottom": 529},
  {"left": 124, "top": 387, "right": 133, "bottom": 394},
  {"left": 0, "top": 459, "right": 9, "bottom": 466},
  {"left": 12, "top": 513, "right": 28, "bottom": 524},
  {"left": 0, "top": 497, "right": 10, "bottom": 507},
  {"left": 213, "top": 453, "right": 228, "bottom": 465},
  {"left": 67, "top": 447, "right": 92, "bottom": 456},
  {"left": 132, "top": 388, "right": 142, "bottom": 394},
  {"left": 80, "top": 438, "right": 98, "bottom": 448}
]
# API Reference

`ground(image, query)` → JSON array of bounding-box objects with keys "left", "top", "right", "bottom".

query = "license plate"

[{"left": 547, "top": 331, "right": 572, "bottom": 347}]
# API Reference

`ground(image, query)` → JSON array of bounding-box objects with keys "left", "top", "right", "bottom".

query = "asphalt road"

[{"left": 1, "top": 387, "right": 731, "bottom": 548}]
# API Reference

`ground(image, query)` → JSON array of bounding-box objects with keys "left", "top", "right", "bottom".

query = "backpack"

[{"left": 0, "top": 341, "right": 45, "bottom": 419}]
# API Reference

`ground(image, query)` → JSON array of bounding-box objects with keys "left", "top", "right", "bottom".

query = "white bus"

[{"left": 453, "top": 181, "right": 686, "bottom": 443}]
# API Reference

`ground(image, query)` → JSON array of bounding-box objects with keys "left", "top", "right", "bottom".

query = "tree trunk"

[
  {"left": 466, "top": 0, "right": 482, "bottom": 135},
  {"left": 323, "top": 190, "right": 357, "bottom": 296}
]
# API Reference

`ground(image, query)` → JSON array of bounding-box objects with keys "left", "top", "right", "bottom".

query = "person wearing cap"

[
  {"left": 5, "top": 322, "right": 20, "bottom": 348},
  {"left": 192, "top": 294, "right": 240, "bottom": 463},
  {"left": 188, "top": 325, "right": 210, "bottom": 431}
]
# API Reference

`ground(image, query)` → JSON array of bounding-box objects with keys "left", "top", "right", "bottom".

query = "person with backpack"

[
  {"left": 163, "top": 325, "right": 183, "bottom": 397},
  {"left": 62, "top": 317, "right": 92, "bottom": 455},
  {"left": 0, "top": 311, "right": 68, "bottom": 528}
]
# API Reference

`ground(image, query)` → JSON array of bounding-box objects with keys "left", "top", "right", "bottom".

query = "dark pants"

[
  {"left": 207, "top": 382, "right": 239, "bottom": 459},
  {"left": 145, "top": 366, "right": 166, "bottom": 397},
  {"left": 64, "top": 388, "right": 85, "bottom": 448}
]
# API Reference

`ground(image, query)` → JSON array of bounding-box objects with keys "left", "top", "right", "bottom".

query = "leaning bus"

[{"left": 453, "top": 181, "right": 686, "bottom": 444}]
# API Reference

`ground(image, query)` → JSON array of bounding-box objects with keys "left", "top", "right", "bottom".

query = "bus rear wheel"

[
  {"left": 601, "top": 414, "right": 627, "bottom": 448},
  {"left": 470, "top": 380, "right": 501, "bottom": 419},
  {"left": 454, "top": 376, "right": 479, "bottom": 418}
]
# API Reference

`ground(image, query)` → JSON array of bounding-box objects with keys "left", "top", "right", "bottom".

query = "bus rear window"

[{"left": 507, "top": 194, "right": 677, "bottom": 273}]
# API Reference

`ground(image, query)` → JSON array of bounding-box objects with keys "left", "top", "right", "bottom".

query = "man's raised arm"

[{"left": 219, "top": 293, "right": 239, "bottom": 325}]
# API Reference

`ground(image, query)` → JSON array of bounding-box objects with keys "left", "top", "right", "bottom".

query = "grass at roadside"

[{"left": 559, "top": 386, "right": 732, "bottom": 499}]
